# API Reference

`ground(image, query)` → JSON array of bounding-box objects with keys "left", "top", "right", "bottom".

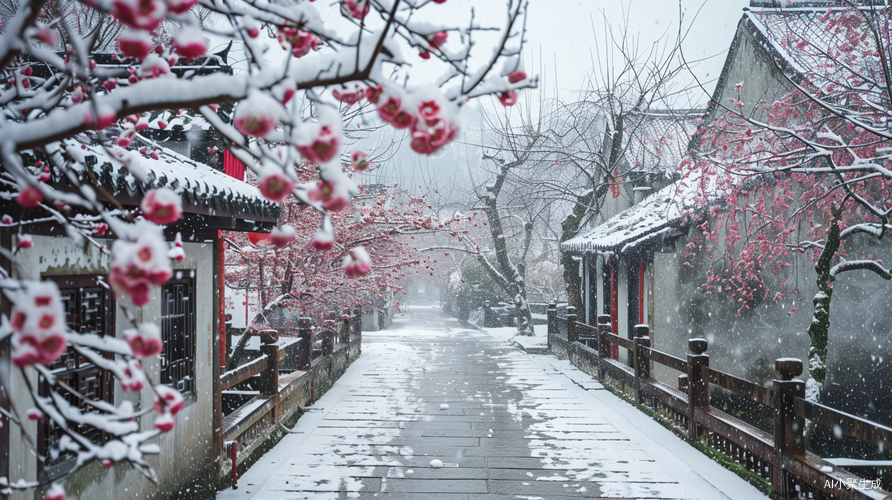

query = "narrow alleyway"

[{"left": 217, "top": 306, "right": 768, "bottom": 500}]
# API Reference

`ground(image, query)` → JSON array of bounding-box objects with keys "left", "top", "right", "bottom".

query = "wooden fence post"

[
  {"left": 323, "top": 330, "right": 334, "bottom": 356},
  {"left": 299, "top": 317, "right": 312, "bottom": 370},
  {"left": 566, "top": 306, "right": 578, "bottom": 344},
  {"left": 597, "top": 314, "right": 611, "bottom": 380},
  {"left": 259, "top": 344, "right": 279, "bottom": 397},
  {"left": 352, "top": 307, "right": 362, "bottom": 335},
  {"left": 547, "top": 303, "right": 557, "bottom": 352},
  {"left": 772, "top": 358, "right": 805, "bottom": 498},
  {"left": 633, "top": 325, "right": 651, "bottom": 404},
  {"left": 686, "top": 338, "right": 709, "bottom": 440},
  {"left": 340, "top": 314, "right": 350, "bottom": 345}
]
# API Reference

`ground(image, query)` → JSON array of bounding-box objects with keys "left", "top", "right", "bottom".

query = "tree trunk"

[
  {"left": 477, "top": 161, "right": 536, "bottom": 336},
  {"left": 560, "top": 187, "right": 605, "bottom": 315},
  {"left": 807, "top": 209, "right": 841, "bottom": 401},
  {"left": 561, "top": 251, "right": 582, "bottom": 313}
]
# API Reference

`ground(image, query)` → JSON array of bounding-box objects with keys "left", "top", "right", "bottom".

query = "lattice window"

[
  {"left": 38, "top": 276, "right": 115, "bottom": 480},
  {"left": 161, "top": 277, "right": 196, "bottom": 397}
]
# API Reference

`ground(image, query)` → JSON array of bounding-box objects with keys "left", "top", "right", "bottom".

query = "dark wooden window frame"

[
  {"left": 160, "top": 275, "right": 197, "bottom": 400},
  {"left": 37, "top": 274, "right": 115, "bottom": 483}
]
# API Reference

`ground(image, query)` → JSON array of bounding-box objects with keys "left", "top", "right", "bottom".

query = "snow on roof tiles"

[
  {"left": 51, "top": 136, "right": 279, "bottom": 222},
  {"left": 744, "top": 5, "right": 884, "bottom": 95},
  {"left": 562, "top": 182, "right": 685, "bottom": 254},
  {"left": 622, "top": 110, "right": 703, "bottom": 176}
]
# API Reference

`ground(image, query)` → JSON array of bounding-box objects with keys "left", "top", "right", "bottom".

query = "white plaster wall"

[
  {"left": 617, "top": 263, "right": 629, "bottom": 340},
  {"left": 596, "top": 258, "right": 604, "bottom": 316},
  {"left": 9, "top": 235, "right": 217, "bottom": 500},
  {"left": 582, "top": 259, "right": 591, "bottom": 323}
]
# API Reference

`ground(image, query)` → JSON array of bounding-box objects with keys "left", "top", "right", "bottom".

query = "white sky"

[
  {"left": 517, "top": 0, "right": 751, "bottom": 106},
  {"left": 216, "top": 0, "right": 751, "bottom": 108}
]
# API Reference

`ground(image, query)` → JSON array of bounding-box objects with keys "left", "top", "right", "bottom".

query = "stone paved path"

[{"left": 217, "top": 307, "right": 768, "bottom": 500}]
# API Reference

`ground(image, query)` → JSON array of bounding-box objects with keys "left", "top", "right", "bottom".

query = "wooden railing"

[
  {"left": 220, "top": 355, "right": 269, "bottom": 391},
  {"left": 547, "top": 304, "right": 892, "bottom": 500},
  {"left": 219, "top": 308, "right": 364, "bottom": 482}
]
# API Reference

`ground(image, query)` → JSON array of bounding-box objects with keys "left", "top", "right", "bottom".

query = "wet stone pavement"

[{"left": 217, "top": 306, "right": 767, "bottom": 500}]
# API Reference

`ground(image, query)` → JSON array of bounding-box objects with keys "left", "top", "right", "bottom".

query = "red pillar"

[
  {"left": 219, "top": 230, "right": 227, "bottom": 366},
  {"left": 610, "top": 265, "right": 619, "bottom": 360}
]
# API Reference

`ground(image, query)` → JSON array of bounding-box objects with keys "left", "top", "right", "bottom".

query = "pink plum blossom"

[
  {"left": 111, "top": 0, "right": 167, "bottom": 31},
  {"left": 27, "top": 408, "right": 44, "bottom": 420},
  {"left": 269, "top": 224, "right": 296, "bottom": 248},
  {"left": 125, "top": 323, "right": 163, "bottom": 358},
  {"left": 84, "top": 109, "right": 118, "bottom": 130},
  {"left": 10, "top": 281, "right": 67, "bottom": 369},
  {"left": 296, "top": 125, "right": 340, "bottom": 164},
  {"left": 342, "top": 246, "right": 371, "bottom": 278},
  {"left": 277, "top": 27, "right": 319, "bottom": 58},
  {"left": 499, "top": 90, "right": 517, "bottom": 106},
  {"left": 257, "top": 165, "right": 295, "bottom": 203},
  {"left": 167, "top": 232, "right": 185, "bottom": 261},
  {"left": 342, "top": 0, "right": 369, "bottom": 19},
  {"left": 429, "top": 31, "right": 447, "bottom": 49},
  {"left": 109, "top": 221, "right": 173, "bottom": 306},
  {"left": 117, "top": 29, "right": 153, "bottom": 60},
  {"left": 138, "top": 54, "right": 170, "bottom": 79},
  {"left": 173, "top": 26, "right": 208, "bottom": 61},
  {"left": 350, "top": 150, "right": 369, "bottom": 171},
  {"left": 155, "top": 413, "right": 175, "bottom": 432},
  {"left": 36, "top": 25, "right": 58, "bottom": 46},
  {"left": 376, "top": 92, "right": 416, "bottom": 129},
  {"left": 140, "top": 187, "right": 182, "bottom": 225},
  {"left": 308, "top": 180, "right": 348, "bottom": 212},
  {"left": 154, "top": 385, "right": 185, "bottom": 415},
  {"left": 332, "top": 87, "right": 364, "bottom": 105},
  {"left": 17, "top": 234, "right": 33, "bottom": 248},
  {"left": 43, "top": 484, "right": 65, "bottom": 500},
  {"left": 120, "top": 360, "right": 145, "bottom": 392},
  {"left": 17, "top": 186, "right": 42, "bottom": 207},
  {"left": 408, "top": 91, "right": 459, "bottom": 155},
  {"left": 234, "top": 92, "right": 280, "bottom": 138},
  {"left": 507, "top": 70, "right": 527, "bottom": 83},
  {"left": 311, "top": 216, "right": 335, "bottom": 251}
]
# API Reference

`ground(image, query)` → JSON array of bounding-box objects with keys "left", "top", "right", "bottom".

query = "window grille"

[
  {"left": 38, "top": 276, "right": 115, "bottom": 481},
  {"left": 161, "top": 277, "right": 196, "bottom": 397}
]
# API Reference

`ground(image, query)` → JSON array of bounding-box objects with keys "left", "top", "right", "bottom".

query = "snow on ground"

[
  {"left": 218, "top": 306, "right": 767, "bottom": 499},
  {"left": 488, "top": 338, "right": 767, "bottom": 499}
]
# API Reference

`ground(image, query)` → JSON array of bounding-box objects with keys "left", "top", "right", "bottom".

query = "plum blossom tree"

[
  {"left": 224, "top": 170, "right": 440, "bottom": 332},
  {"left": 0, "top": 0, "right": 533, "bottom": 494},
  {"left": 680, "top": 1, "right": 892, "bottom": 400}
]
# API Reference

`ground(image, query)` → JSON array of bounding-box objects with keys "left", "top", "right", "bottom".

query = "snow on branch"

[{"left": 830, "top": 259, "right": 892, "bottom": 280}]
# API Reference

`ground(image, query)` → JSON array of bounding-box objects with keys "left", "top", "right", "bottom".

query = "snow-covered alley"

[{"left": 216, "top": 306, "right": 768, "bottom": 500}]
